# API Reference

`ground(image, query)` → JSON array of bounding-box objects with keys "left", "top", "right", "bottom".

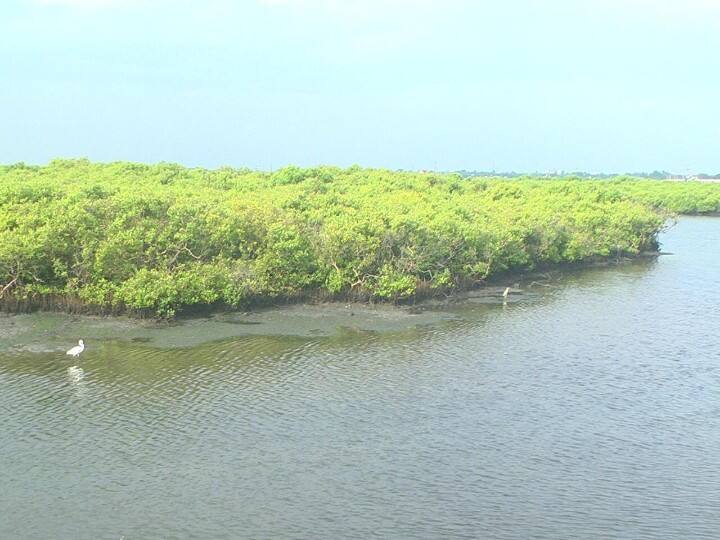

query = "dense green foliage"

[{"left": 1, "top": 160, "right": 718, "bottom": 317}]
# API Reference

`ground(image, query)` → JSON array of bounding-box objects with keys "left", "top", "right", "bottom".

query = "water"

[{"left": 2, "top": 218, "right": 720, "bottom": 539}]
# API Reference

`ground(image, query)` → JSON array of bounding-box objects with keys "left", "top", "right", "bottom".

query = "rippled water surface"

[{"left": 2, "top": 218, "right": 720, "bottom": 539}]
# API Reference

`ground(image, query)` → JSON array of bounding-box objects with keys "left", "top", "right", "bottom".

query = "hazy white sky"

[{"left": 2, "top": 0, "right": 719, "bottom": 172}]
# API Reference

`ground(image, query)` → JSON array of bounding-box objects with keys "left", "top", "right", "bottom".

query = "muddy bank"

[
  {"left": 0, "top": 303, "right": 464, "bottom": 354},
  {"left": 0, "top": 253, "right": 666, "bottom": 354}
]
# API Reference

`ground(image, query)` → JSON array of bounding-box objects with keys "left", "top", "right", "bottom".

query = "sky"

[{"left": 1, "top": 0, "right": 719, "bottom": 172}]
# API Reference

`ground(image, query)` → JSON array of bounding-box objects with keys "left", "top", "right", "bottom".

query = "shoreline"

[
  {"left": 0, "top": 251, "right": 664, "bottom": 354},
  {"left": 0, "top": 250, "right": 664, "bottom": 321}
]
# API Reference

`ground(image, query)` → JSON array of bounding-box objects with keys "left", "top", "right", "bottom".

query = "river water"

[{"left": 2, "top": 218, "right": 720, "bottom": 539}]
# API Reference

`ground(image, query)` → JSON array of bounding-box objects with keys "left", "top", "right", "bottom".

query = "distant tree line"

[{"left": 454, "top": 170, "right": 720, "bottom": 180}]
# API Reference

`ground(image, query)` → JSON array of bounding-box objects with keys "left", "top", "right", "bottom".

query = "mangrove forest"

[{"left": 2, "top": 159, "right": 719, "bottom": 317}]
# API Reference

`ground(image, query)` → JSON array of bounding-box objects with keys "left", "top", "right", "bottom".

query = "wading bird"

[{"left": 66, "top": 339, "right": 85, "bottom": 357}]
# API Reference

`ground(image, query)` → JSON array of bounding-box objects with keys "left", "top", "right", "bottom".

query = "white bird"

[{"left": 66, "top": 339, "right": 85, "bottom": 357}]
